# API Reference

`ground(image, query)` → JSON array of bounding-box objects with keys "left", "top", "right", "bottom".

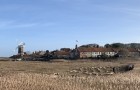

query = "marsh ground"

[{"left": 0, "top": 59, "right": 140, "bottom": 90}]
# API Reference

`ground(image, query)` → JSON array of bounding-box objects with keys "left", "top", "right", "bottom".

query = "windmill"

[
  {"left": 14, "top": 42, "right": 25, "bottom": 57},
  {"left": 18, "top": 42, "right": 25, "bottom": 56}
]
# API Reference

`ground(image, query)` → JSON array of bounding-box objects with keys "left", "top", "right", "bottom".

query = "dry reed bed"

[{"left": 0, "top": 72, "right": 140, "bottom": 90}]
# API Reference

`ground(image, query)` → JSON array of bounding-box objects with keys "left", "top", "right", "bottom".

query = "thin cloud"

[
  {"left": 12, "top": 23, "right": 38, "bottom": 28},
  {"left": 120, "top": 8, "right": 140, "bottom": 16},
  {"left": 94, "top": 4, "right": 140, "bottom": 17},
  {"left": 0, "top": 21, "right": 54, "bottom": 29},
  {"left": 0, "top": 20, "right": 15, "bottom": 27},
  {"left": 0, "top": 21, "right": 37, "bottom": 29}
]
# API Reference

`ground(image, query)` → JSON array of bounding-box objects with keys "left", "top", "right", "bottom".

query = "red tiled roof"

[
  {"left": 78, "top": 47, "right": 114, "bottom": 52},
  {"left": 127, "top": 48, "right": 138, "bottom": 52},
  {"left": 78, "top": 47, "right": 139, "bottom": 52},
  {"left": 112, "top": 48, "right": 121, "bottom": 52},
  {"left": 78, "top": 47, "right": 95, "bottom": 52},
  {"left": 93, "top": 48, "right": 113, "bottom": 52}
]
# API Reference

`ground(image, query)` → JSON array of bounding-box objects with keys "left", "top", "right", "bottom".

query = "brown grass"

[
  {"left": 0, "top": 59, "right": 140, "bottom": 90},
  {"left": 0, "top": 72, "right": 140, "bottom": 90}
]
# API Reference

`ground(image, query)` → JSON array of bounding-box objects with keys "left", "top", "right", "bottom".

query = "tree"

[
  {"left": 104, "top": 44, "right": 111, "bottom": 48},
  {"left": 111, "top": 43, "right": 125, "bottom": 48}
]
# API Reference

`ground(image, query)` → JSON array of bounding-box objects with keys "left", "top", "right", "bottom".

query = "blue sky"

[{"left": 0, "top": 0, "right": 140, "bottom": 56}]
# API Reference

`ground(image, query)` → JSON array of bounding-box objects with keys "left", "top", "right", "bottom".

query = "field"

[{"left": 0, "top": 59, "right": 140, "bottom": 90}]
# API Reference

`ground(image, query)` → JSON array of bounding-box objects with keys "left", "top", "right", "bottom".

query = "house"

[
  {"left": 55, "top": 51, "right": 70, "bottom": 59},
  {"left": 113, "top": 48, "right": 140, "bottom": 57},
  {"left": 60, "top": 48, "right": 71, "bottom": 52},
  {"left": 77, "top": 47, "right": 116, "bottom": 59},
  {"left": 78, "top": 47, "right": 93, "bottom": 58},
  {"left": 92, "top": 48, "right": 116, "bottom": 57},
  {"left": 127, "top": 48, "right": 139, "bottom": 57}
]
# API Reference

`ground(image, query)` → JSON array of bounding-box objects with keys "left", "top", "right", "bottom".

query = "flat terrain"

[
  {"left": 0, "top": 59, "right": 139, "bottom": 75},
  {"left": 0, "top": 59, "right": 140, "bottom": 90}
]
